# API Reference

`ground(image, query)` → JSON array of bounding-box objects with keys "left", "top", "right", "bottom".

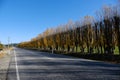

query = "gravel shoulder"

[{"left": 0, "top": 51, "right": 12, "bottom": 80}]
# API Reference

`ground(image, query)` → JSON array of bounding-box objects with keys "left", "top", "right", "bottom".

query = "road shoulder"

[{"left": 0, "top": 51, "right": 12, "bottom": 80}]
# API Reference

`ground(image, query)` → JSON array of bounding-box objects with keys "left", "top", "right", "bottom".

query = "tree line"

[{"left": 18, "top": 5, "right": 120, "bottom": 55}]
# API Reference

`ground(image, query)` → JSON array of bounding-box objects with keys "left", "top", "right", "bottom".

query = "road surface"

[{"left": 7, "top": 48, "right": 120, "bottom": 80}]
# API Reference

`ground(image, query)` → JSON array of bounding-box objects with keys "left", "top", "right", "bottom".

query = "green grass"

[
  {"left": 73, "top": 46, "right": 119, "bottom": 55},
  {"left": 114, "top": 46, "right": 119, "bottom": 55}
]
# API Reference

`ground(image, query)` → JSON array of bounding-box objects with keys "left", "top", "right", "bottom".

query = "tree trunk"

[
  {"left": 119, "top": 46, "right": 120, "bottom": 55},
  {"left": 100, "top": 45, "right": 103, "bottom": 54},
  {"left": 76, "top": 45, "right": 78, "bottom": 52},
  {"left": 67, "top": 45, "right": 70, "bottom": 52}
]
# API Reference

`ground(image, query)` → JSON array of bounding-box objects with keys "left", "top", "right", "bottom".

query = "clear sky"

[{"left": 0, "top": 0, "right": 117, "bottom": 44}]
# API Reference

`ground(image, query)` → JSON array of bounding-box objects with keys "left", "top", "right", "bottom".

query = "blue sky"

[{"left": 0, "top": 0, "right": 117, "bottom": 44}]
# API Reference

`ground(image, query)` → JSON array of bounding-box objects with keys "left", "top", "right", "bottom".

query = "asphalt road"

[{"left": 7, "top": 48, "right": 120, "bottom": 80}]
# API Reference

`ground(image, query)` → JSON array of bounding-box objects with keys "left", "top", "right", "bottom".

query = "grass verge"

[{"left": 25, "top": 48, "right": 120, "bottom": 64}]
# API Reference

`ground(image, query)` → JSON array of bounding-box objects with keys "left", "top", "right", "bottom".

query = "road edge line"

[{"left": 14, "top": 49, "right": 20, "bottom": 80}]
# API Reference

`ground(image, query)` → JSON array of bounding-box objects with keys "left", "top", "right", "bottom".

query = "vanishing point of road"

[{"left": 7, "top": 48, "right": 120, "bottom": 80}]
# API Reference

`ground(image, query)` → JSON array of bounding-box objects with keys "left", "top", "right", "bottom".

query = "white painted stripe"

[{"left": 14, "top": 49, "right": 20, "bottom": 80}]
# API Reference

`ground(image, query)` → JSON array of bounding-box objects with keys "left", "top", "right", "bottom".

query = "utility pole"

[
  {"left": 10, "top": 39, "right": 12, "bottom": 48},
  {"left": 52, "top": 45, "right": 54, "bottom": 54},
  {"left": 8, "top": 37, "right": 10, "bottom": 49},
  {"left": 8, "top": 37, "right": 10, "bottom": 54}
]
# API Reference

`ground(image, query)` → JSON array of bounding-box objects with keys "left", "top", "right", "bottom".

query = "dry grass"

[
  {"left": 0, "top": 52, "right": 5, "bottom": 58},
  {"left": 0, "top": 47, "right": 13, "bottom": 58},
  {"left": 0, "top": 50, "right": 8, "bottom": 58}
]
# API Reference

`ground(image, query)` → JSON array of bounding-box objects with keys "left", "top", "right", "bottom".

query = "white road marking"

[{"left": 14, "top": 49, "right": 20, "bottom": 80}]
